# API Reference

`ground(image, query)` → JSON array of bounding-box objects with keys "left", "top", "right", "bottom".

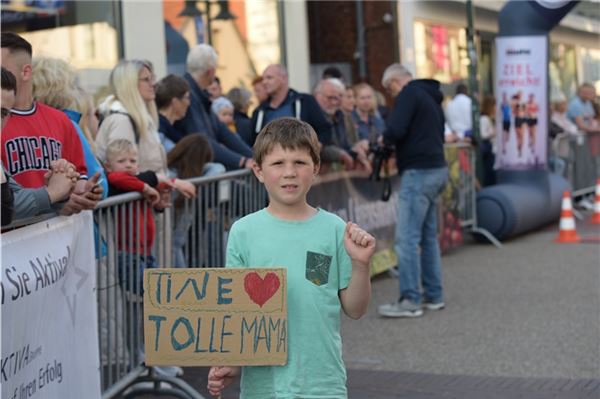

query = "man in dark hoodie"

[{"left": 377, "top": 64, "right": 448, "bottom": 318}]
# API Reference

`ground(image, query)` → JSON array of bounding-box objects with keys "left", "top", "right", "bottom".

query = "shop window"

[
  {"left": 579, "top": 47, "right": 600, "bottom": 93},
  {"left": 1, "top": 1, "right": 121, "bottom": 94},
  {"left": 414, "top": 21, "right": 469, "bottom": 85},
  {"left": 549, "top": 43, "right": 577, "bottom": 101}
]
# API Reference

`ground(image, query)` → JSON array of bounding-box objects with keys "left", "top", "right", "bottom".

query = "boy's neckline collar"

[{"left": 262, "top": 207, "right": 320, "bottom": 223}]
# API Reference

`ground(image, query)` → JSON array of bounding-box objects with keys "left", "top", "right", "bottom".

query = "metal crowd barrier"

[
  {"left": 442, "top": 143, "right": 500, "bottom": 247},
  {"left": 94, "top": 169, "right": 266, "bottom": 398},
  {"left": 551, "top": 131, "right": 600, "bottom": 197},
  {"left": 3, "top": 149, "right": 481, "bottom": 398},
  {"left": 444, "top": 143, "right": 477, "bottom": 229}
]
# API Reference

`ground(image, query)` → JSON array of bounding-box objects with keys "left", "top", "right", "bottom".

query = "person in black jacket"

[
  {"left": 174, "top": 44, "right": 253, "bottom": 171},
  {"left": 377, "top": 64, "right": 448, "bottom": 319},
  {"left": 250, "top": 64, "right": 331, "bottom": 147}
]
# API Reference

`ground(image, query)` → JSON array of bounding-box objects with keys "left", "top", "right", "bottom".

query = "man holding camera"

[{"left": 377, "top": 64, "right": 448, "bottom": 318}]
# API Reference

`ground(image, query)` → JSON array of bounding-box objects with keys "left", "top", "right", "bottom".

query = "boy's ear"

[
  {"left": 251, "top": 161, "right": 264, "bottom": 182},
  {"left": 313, "top": 163, "right": 320, "bottom": 176}
]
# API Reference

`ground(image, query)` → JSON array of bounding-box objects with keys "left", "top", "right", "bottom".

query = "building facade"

[{"left": 1, "top": 0, "right": 598, "bottom": 104}]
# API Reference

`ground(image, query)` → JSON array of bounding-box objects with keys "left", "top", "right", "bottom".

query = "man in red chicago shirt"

[{"left": 1, "top": 32, "right": 101, "bottom": 214}]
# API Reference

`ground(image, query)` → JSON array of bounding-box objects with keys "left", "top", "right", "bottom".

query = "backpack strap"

[
  {"left": 108, "top": 110, "right": 140, "bottom": 144},
  {"left": 255, "top": 109, "right": 264, "bottom": 134},
  {"left": 294, "top": 98, "right": 301, "bottom": 119}
]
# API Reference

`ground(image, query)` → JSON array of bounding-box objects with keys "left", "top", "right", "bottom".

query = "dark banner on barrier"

[{"left": 308, "top": 146, "right": 469, "bottom": 275}]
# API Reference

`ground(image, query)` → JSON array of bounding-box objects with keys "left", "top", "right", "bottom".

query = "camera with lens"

[
  {"left": 369, "top": 144, "right": 394, "bottom": 181},
  {"left": 368, "top": 143, "right": 394, "bottom": 201}
]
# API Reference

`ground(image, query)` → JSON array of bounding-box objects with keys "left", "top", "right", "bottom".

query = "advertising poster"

[
  {"left": 495, "top": 36, "right": 548, "bottom": 170},
  {"left": 1, "top": 213, "right": 101, "bottom": 399}
]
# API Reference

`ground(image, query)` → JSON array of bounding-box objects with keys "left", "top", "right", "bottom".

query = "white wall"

[
  {"left": 121, "top": 1, "right": 167, "bottom": 79},
  {"left": 282, "top": 0, "right": 311, "bottom": 92}
]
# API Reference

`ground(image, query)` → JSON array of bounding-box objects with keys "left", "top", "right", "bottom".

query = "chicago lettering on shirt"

[{"left": 4, "top": 136, "right": 62, "bottom": 175}]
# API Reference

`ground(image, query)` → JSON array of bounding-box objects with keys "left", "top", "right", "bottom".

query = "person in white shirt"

[
  {"left": 551, "top": 93, "right": 578, "bottom": 136},
  {"left": 445, "top": 83, "right": 472, "bottom": 140}
]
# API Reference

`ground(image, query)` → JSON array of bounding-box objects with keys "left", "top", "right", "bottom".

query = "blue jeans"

[
  {"left": 117, "top": 252, "right": 156, "bottom": 295},
  {"left": 395, "top": 167, "right": 448, "bottom": 304}
]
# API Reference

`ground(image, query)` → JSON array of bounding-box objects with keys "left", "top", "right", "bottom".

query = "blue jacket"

[
  {"left": 383, "top": 79, "right": 447, "bottom": 174},
  {"left": 250, "top": 89, "right": 332, "bottom": 146},
  {"left": 64, "top": 109, "right": 108, "bottom": 199},
  {"left": 234, "top": 110, "right": 253, "bottom": 146},
  {"left": 174, "top": 73, "right": 253, "bottom": 170}
]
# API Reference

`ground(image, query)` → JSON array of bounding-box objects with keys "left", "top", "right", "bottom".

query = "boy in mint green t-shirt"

[{"left": 207, "top": 117, "right": 376, "bottom": 398}]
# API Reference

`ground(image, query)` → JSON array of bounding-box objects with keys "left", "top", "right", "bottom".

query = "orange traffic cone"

[
  {"left": 555, "top": 191, "right": 580, "bottom": 243},
  {"left": 592, "top": 179, "right": 600, "bottom": 224}
]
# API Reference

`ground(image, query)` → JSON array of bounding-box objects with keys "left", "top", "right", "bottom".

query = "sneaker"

[
  {"left": 378, "top": 298, "right": 423, "bottom": 318},
  {"left": 423, "top": 300, "right": 445, "bottom": 311}
]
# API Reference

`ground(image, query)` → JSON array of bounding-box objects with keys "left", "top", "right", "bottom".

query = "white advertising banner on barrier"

[
  {"left": 495, "top": 35, "right": 548, "bottom": 170},
  {"left": 1, "top": 212, "right": 101, "bottom": 399}
]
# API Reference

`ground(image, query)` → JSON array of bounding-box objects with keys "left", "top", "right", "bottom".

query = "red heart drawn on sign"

[{"left": 244, "top": 272, "right": 281, "bottom": 307}]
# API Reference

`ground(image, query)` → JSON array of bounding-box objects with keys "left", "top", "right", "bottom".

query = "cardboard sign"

[{"left": 143, "top": 268, "right": 287, "bottom": 366}]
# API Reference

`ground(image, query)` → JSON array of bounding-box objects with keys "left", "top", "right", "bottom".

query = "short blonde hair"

[
  {"left": 32, "top": 56, "right": 77, "bottom": 110},
  {"left": 105, "top": 139, "right": 137, "bottom": 165},
  {"left": 70, "top": 86, "right": 97, "bottom": 152},
  {"left": 253, "top": 117, "right": 320, "bottom": 166}
]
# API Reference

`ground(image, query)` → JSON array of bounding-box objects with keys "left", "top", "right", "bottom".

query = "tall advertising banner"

[
  {"left": 495, "top": 36, "right": 548, "bottom": 170},
  {"left": 1, "top": 213, "right": 101, "bottom": 399}
]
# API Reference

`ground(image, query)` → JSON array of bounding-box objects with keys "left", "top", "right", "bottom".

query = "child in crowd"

[
  {"left": 207, "top": 117, "right": 376, "bottom": 398},
  {"left": 105, "top": 139, "right": 172, "bottom": 292},
  {"left": 211, "top": 96, "right": 236, "bottom": 133},
  {"left": 167, "top": 134, "right": 223, "bottom": 267}
]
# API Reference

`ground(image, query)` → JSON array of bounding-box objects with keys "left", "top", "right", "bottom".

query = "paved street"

[{"left": 143, "top": 212, "right": 600, "bottom": 398}]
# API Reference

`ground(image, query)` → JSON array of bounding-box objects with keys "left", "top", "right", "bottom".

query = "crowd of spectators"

[
  {"left": 2, "top": 29, "right": 599, "bottom": 226},
  {"left": 3, "top": 31, "right": 600, "bottom": 380}
]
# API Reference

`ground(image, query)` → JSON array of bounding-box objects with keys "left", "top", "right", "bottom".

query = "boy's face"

[
  {"left": 217, "top": 107, "right": 234, "bottom": 125},
  {"left": 253, "top": 144, "right": 319, "bottom": 211},
  {"left": 106, "top": 150, "right": 139, "bottom": 175}
]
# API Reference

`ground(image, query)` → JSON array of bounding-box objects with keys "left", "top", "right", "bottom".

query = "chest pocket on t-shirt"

[{"left": 305, "top": 251, "right": 332, "bottom": 286}]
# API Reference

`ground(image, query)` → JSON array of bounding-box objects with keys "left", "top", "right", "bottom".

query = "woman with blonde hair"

[
  {"left": 32, "top": 56, "right": 108, "bottom": 196},
  {"left": 71, "top": 86, "right": 100, "bottom": 149},
  {"left": 96, "top": 59, "right": 195, "bottom": 191},
  {"left": 95, "top": 60, "right": 163, "bottom": 169},
  {"left": 352, "top": 82, "right": 385, "bottom": 145}
]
